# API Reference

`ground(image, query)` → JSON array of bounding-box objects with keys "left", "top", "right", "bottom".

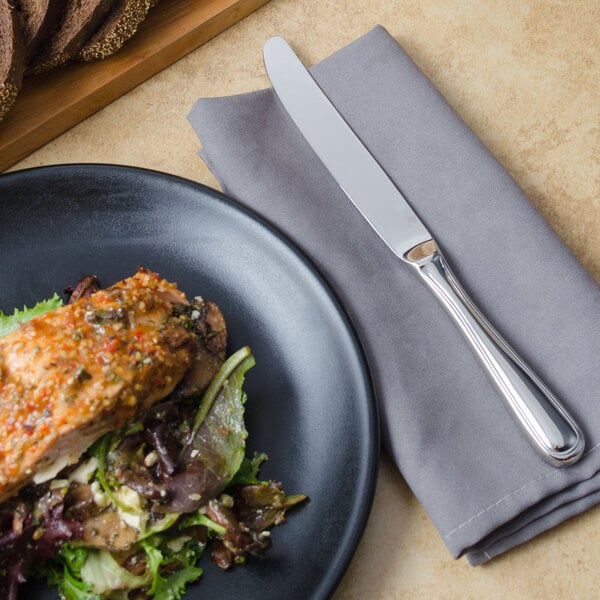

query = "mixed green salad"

[{"left": 0, "top": 294, "right": 306, "bottom": 599}]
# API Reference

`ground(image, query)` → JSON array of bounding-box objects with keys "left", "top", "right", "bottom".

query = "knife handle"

[{"left": 404, "top": 240, "right": 585, "bottom": 467}]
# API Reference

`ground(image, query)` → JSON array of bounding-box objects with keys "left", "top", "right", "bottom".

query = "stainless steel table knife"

[{"left": 263, "top": 35, "right": 585, "bottom": 467}]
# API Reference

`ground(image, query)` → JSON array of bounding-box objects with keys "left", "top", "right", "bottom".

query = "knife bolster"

[{"left": 404, "top": 239, "right": 437, "bottom": 263}]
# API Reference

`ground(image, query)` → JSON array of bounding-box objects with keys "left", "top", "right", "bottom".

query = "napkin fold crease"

[{"left": 188, "top": 25, "right": 600, "bottom": 565}]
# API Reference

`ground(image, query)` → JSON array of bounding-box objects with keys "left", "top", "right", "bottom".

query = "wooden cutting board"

[{"left": 0, "top": 0, "right": 270, "bottom": 172}]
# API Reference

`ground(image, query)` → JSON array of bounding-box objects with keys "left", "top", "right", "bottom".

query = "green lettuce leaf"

[
  {"left": 229, "top": 451, "right": 269, "bottom": 486},
  {"left": 79, "top": 549, "right": 152, "bottom": 596},
  {"left": 193, "top": 347, "right": 255, "bottom": 479},
  {"left": 42, "top": 545, "right": 101, "bottom": 600},
  {"left": 0, "top": 293, "right": 63, "bottom": 338},
  {"left": 140, "top": 537, "right": 204, "bottom": 600},
  {"left": 191, "top": 346, "right": 254, "bottom": 433},
  {"left": 179, "top": 512, "right": 227, "bottom": 536},
  {"left": 152, "top": 564, "right": 205, "bottom": 600}
]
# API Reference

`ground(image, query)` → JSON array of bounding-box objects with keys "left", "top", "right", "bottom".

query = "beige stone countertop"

[{"left": 9, "top": 0, "right": 600, "bottom": 597}]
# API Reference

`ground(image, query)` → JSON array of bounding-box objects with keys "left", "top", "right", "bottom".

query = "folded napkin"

[{"left": 188, "top": 25, "right": 600, "bottom": 565}]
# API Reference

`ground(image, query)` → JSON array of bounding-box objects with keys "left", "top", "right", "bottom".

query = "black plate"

[{"left": 0, "top": 165, "right": 378, "bottom": 600}]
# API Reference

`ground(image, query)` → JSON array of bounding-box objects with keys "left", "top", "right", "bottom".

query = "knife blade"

[{"left": 263, "top": 35, "right": 585, "bottom": 467}]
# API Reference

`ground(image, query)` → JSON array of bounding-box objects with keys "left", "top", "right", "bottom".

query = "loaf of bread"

[
  {"left": 0, "top": 0, "right": 159, "bottom": 123},
  {"left": 15, "top": 0, "right": 67, "bottom": 61},
  {"left": 0, "top": 1, "right": 25, "bottom": 122}
]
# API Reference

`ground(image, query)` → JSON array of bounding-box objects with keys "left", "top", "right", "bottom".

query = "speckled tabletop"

[{"left": 10, "top": 1, "right": 600, "bottom": 597}]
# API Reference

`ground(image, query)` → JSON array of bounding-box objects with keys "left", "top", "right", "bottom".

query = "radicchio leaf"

[{"left": 64, "top": 276, "right": 101, "bottom": 304}]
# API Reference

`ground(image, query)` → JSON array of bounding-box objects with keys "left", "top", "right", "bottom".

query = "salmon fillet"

[{"left": 0, "top": 269, "right": 197, "bottom": 503}]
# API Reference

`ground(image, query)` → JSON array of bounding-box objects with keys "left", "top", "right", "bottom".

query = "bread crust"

[
  {"left": 0, "top": 1, "right": 25, "bottom": 122},
  {"left": 78, "top": 0, "right": 156, "bottom": 61}
]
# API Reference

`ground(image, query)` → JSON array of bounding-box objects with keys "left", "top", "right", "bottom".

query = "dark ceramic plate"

[{"left": 0, "top": 165, "right": 378, "bottom": 600}]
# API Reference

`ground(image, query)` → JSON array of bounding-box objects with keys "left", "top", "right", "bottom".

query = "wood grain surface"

[{"left": 0, "top": 0, "right": 270, "bottom": 171}]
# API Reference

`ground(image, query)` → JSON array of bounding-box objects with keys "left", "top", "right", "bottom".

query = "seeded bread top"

[{"left": 78, "top": 0, "right": 153, "bottom": 62}]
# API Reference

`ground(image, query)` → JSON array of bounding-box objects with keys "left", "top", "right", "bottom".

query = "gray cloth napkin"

[{"left": 188, "top": 25, "right": 600, "bottom": 565}]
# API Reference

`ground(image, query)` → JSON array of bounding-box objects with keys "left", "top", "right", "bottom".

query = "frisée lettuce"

[{"left": 0, "top": 293, "right": 63, "bottom": 338}]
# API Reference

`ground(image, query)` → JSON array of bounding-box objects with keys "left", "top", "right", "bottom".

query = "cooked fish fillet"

[{"left": 0, "top": 269, "right": 197, "bottom": 503}]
